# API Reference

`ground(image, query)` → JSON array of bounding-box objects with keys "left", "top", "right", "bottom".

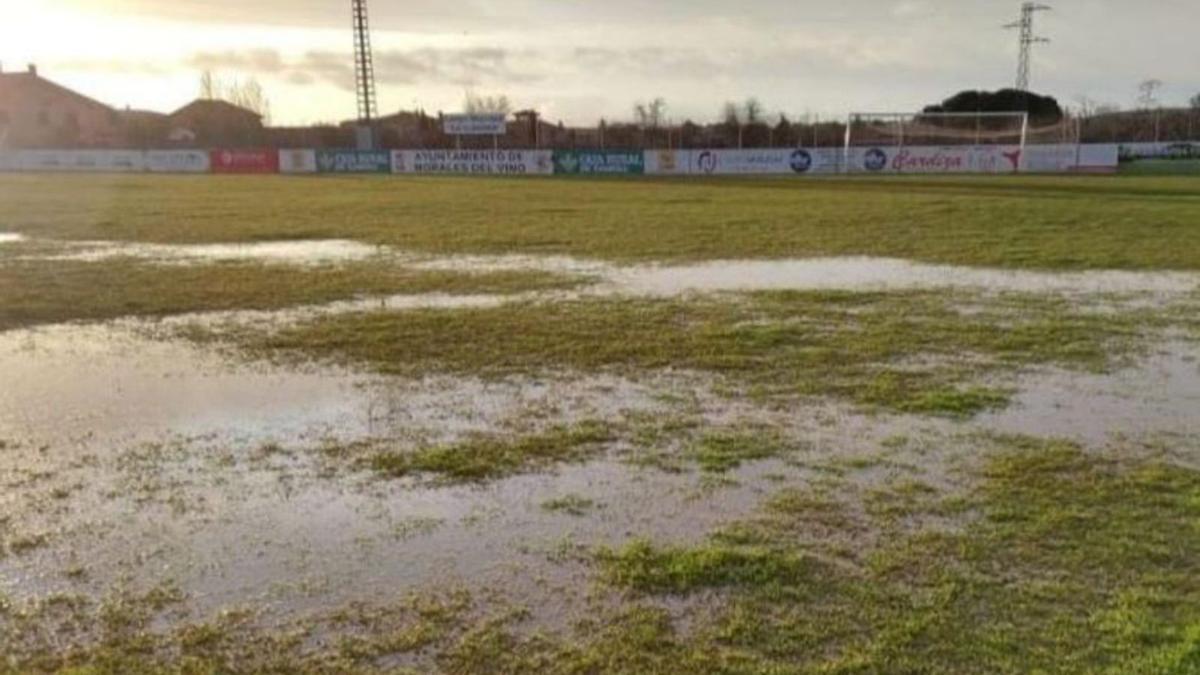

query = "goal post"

[{"left": 843, "top": 111, "right": 1031, "bottom": 174}]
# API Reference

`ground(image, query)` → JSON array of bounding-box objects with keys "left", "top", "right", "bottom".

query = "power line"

[{"left": 1004, "top": 2, "right": 1051, "bottom": 92}]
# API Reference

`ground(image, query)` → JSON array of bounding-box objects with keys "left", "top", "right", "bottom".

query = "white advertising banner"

[
  {"left": 1023, "top": 144, "right": 1119, "bottom": 173},
  {"left": 145, "top": 150, "right": 210, "bottom": 173},
  {"left": 278, "top": 149, "right": 318, "bottom": 174},
  {"left": 0, "top": 152, "right": 20, "bottom": 172},
  {"left": 644, "top": 149, "right": 842, "bottom": 175},
  {"left": 443, "top": 114, "right": 508, "bottom": 136},
  {"left": 392, "top": 150, "right": 553, "bottom": 175},
  {"left": 846, "top": 146, "right": 1024, "bottom": 174},
  {"left": 16, "top": 150, "right": 146, "bottom": 172},
  {"left": 694, "top": 148, "right": 843, "bottom": 175}
]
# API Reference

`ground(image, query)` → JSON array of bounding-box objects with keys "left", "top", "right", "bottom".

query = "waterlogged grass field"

[{"left": 1, "top": 173, "right": 1199, "bottom": 673}]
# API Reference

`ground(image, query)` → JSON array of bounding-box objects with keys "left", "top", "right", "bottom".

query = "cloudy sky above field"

[{"left": 1, "top": 0, "right": 1196, "bottom": 125}]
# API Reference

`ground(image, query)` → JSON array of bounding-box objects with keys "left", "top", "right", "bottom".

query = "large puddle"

[
  {"left": 24, "top": 238, "right": 384, "bottom": 265},
  {"left": 607, "top": 258, "right": 1200, "bottom": 296},
  {"left": 9, "top": 237, "right": 1199, "bottom": 298},
  {"left": 0, "top": 320, "right": 942, "bottom": 625}
]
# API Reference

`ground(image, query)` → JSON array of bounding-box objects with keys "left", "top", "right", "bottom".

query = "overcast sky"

[{"left": 2, "top": 0, "right": 1196, "bottom": 125}]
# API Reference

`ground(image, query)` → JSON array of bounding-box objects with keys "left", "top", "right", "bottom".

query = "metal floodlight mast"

[
  {"left": 1005, "top": 2, "right": 1051, "bottom": 92},
  {"left": 352, "top": 0, "right": 378, "bottom": 124}
]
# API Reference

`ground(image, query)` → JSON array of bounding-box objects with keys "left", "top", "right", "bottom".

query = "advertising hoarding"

[
  {"left": 316, "top": 150, "right": 392, "bottom": 174},
  {"left": 145, "top": 150, "right": 210, "bottom": 173},
  {"left": 279, "top": 149, "right": 318, "bottom": 174},
  {"left": 16, "top": 150, "right": 145, "bottom": 172},
  {"left": 643, "top": 149, "right": 841, "bottom": 175},
  {"left": 847, "top": 146, "right": 1024, "bottom": 174},
  {"left": 392, "top": 150, "right": 553, "bottom": 175},
  {"left": 210, "top": 149, "right": 279, "bottom": 174},
  {"left": 553, "top": 151, "right": 644, "bottom": 175}
]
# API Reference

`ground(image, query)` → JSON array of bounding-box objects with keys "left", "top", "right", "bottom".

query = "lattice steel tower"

[
  {"left": 1005, "top": 2, "right": 1051, "bottom": 92},
  {"left": 352, "top": 0, "right": 378, "bottom": 123}
]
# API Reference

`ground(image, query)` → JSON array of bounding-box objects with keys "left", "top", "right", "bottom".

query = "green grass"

[
  {"left": 580, "top": 436, "right": 1200, "bottom": 673},
  {"left": 0, "top": 257, "right": 572, "bottom": 331},
  {"left": 686, "top": 430, "right": 791, "bottom": 473},
  {"left": 2, "top": 173, "right": 1199, "bottom": 269},
  {"left": 230, "top": 290, "right": 1146, "bottom": 417},
  {"left": 541, "top": 494, "right": 601, "bottom": 516}
]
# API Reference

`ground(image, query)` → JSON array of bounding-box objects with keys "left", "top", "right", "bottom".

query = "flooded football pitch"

[{"left": 3, "top": 230, "right": 1200, "bottom": 670}]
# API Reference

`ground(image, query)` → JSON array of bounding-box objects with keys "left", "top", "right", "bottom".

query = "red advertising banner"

[{"left": 209, "top": 149, "right": 279, "bottom": 174}]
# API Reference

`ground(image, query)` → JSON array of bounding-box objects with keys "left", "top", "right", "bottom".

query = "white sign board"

[
  {"left": 443, "top": 114, "right": 508, "bottom": 136},
  {"left": 392, "top": 150, "right": 553, "bottom": 175},
  {"left": 145, "top": 150, "right": 210, "bottom": 173},
  {"left": 16, "top": 150, "right": 146, "bottom": 172},
  {"left": 1024, "top": 144, "right": 1119, "bottom": 173},
  {"left": 278, "top": 149, "right": 318, "bottom": 174}
]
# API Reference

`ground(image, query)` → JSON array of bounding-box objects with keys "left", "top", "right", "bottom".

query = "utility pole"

[
  {"left": 352, "top": 0, "right": 378, "bottom": 148},
  {"left": 1005, "top": 2, "right": 1051, "bottom": 92}
]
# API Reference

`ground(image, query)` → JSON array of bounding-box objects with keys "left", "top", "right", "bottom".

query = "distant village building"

[
  {"left": 0, "top": 64, "right": 123, "bottom": 148},
  {"left": 167, "top": 99, "right": 265, "bottom": 147}
]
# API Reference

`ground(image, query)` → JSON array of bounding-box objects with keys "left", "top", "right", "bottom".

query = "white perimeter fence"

[{"left": 0, "top": 145, "right": 1128, "bottom": 176}]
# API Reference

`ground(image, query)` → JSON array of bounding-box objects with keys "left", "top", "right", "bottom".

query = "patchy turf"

[
  {"left": 9, "top": 435, "right": 1196, "bottom": 673},
  {"left": 1, "top": 174, "right": 1200, "bottom": 269},
  {"left": 0, "top": 257, "right": 573, "bottom": 331},
  {"left": 362, "top": 421, "right": 614, "bottom": 483},
  {"left": 217, "top": 290, "right": 1149, "bottom": 417}
]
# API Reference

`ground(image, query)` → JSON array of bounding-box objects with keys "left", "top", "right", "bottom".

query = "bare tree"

[
  {"left": 634, "top": 98, "right": 667, "bottom": 130},
  {"left": 1137, "top": 79, "right": 1163, "bottom": 110},
  {"left": 226, "top": 78, "right": 272, "bottom": 125},
  {"left": 464, "top": 92, "right": 512, "bottom": 115},
  {"left": 1073, "top": 95, "right": 1098, "bottom": 119},
  {"left": 199, "top": 71, "right": 218, "bottom": 100},
  {"left": 1191, "top": 93, "right": 1200, "bottom": 110},
  {"left": 198, "top": 72, "right": 271, "bottom": 123},
  {"left": 742, "top": 98, "right": 764, "bottom": 124}
]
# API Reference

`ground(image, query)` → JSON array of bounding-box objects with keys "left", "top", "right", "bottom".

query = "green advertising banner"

[
  {"left": 553, "top": 150, "right": 645, "bottom": 175},
  {"left": 315, "top": 150, "right": 392, "bottom": 174}
]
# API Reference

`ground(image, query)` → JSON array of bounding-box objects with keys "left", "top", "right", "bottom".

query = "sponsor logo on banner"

[
  {"left": 316, "top": 150, "right": 392, "bottom": 173},
  {"left": 443, "top": 114, "right": 508, "bottom": 136},
  {"left": 392, "top": 150, "right": 553, "bottom": 175},
  {"left": 653, "top": 150, "right": 683, "bottom": 173},
  {"left": 211, "top": 149, "right": 279, "bottom": 174},
  {"left": 789, "top": 149, "right": 813, "bottom": 174},
  {"left": 696, "top": 151, "right": 718, "bottom": 174},
  {"left": 553, "top": 151, "right": 644, "bottom": 175},
  {"left": 863, "top": 148, "right": 888, "bottom": 172}
]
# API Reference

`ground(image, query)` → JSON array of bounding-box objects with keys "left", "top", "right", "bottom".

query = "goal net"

[{"left": 843, "top": 112, "right": 1030, "bottom": 174}]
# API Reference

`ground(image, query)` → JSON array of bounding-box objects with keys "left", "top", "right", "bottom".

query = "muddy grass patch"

[
  {"left": 215, "top": 290, "right": 1155, "bottom": 418},
  {"left": 362, "top": 421, "right": 614, "bottom": 483},
  {"left": 0, "top": 256, "right": 579, "bottom": 331}
]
